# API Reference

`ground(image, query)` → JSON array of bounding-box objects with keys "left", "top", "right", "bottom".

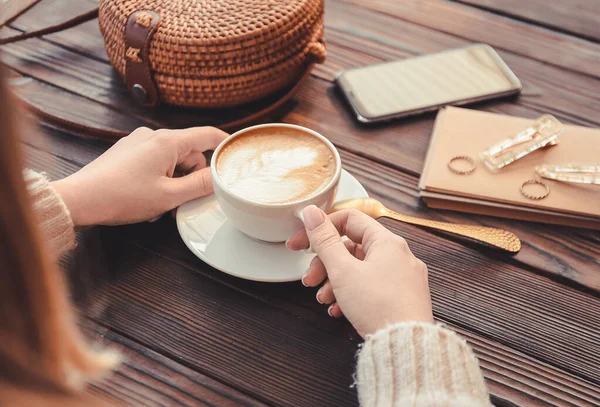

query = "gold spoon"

[{"left": 330, "top": 198, "right": 521, "bottom": 253}]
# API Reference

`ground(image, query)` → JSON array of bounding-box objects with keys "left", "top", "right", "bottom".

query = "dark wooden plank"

[
  {"left": 80, "top": 320, "right": 268, "bottom": 407},
  {"left": 0, "top": 0, "right": 39, "bottom": 27},
  {"left": 23, "top": 140, "right": 600, "bottom": 390},
  {"left": 336, "top": 0, "right": 600, "bottom": 79},
  {"left": 0, "top": 22, "right": 142, "bottom": 121},
  {"left": 454, "top": 0, "right": 600, "bottom": 42},
  {"left": 120, "top": 213, "right": 600, "bottom": 398},
  {"left": 448, "top": 322, "right": 600, "bottom": 407},
  {"left": 7, "top": 0, "right": 96, "bottom": 32},
  {"left": 21, "top": 123, "right": 112, "bottom": 166},
  {"left": 6, "top": 0, "right": 106, "bottom": 61},
  {"left": 10, "top": 75, "right": 156, "bottom": 136}
]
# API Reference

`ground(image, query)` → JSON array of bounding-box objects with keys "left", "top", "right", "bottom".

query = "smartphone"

[{"left": 335, "top": 44, "right": 522, "bottom": 123}]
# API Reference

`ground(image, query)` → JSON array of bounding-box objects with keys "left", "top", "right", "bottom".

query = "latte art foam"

[{"left": 216, "top": 129, "right": 336, "bottom": 204}]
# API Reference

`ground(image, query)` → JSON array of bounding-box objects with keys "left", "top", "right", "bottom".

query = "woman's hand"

[
  {"left": 52, "top": 126, "right": 228, "bottom": 226},
  {"left": 287, "top": 205, "right": 433, "bottom": 337}
]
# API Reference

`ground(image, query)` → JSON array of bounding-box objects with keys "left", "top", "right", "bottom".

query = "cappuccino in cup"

[
  {"left": 216, "top": 127, "right": 336, "bottom": 205},
  {"left": 211, "top": 124, "right": 341, "bottom": 242}
]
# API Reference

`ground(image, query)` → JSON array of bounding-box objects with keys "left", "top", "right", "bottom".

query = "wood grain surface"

[
  {"left": 0, "top": 0, "right": 39, "bottom": 27},
  {"left": 338, "top": 0, "right": 600, "bottom": 79},
  {"left": 3, "top": 0, "right": 600, "bottom": 406},
  {"left": 80, "top": 321, "right": 268, "bottom": 407},
  {"left": 454, "top": 0, "right": 600, "bottom": 42}
]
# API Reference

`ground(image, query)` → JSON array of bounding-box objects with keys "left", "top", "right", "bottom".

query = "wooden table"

[{"left": 2, "top": 1, "right": 600, "bottom": 406}]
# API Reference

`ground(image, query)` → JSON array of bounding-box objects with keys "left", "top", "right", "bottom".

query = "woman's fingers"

[
  {"left": 328, "top": 209, "right": 396, "bottom": 256},
  {"left": 170, "top": 127, "right": 229, "bottom": 157},
  {"left": 167, "top": 167, "right": 214, "bottom": 204},
  {"left": 300, "top": 206, "right": 353, "bottom": 269},
  {"left": 316, "top": 280, "right": 335, "bottom": 305},
  {"left": 344, "top": 238, "right": 365, "bottom": 261},
  {"left": 328, "top": 302, "right": 343, "bottom": 318},
  {"left": 302, "top": 239, "right": 364, "bottom": 287},
  {"left": 286, "top": 228, "right": 310, "bottom": 251},
  {"left": 287, "top": 208, "right": 392, "bottom": 259},
  {"left": 302, "top": 256, "right": 326, "bottom": 287},
  {"left": 177, "top": 151, "right": 207, "bottom": 173}
]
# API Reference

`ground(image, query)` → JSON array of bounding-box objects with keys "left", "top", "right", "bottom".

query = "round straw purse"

[
  {"left": 0, "top": 0, "right": 326, "bottom": 138},
  {"left": 99, "top": 0, "right": 326, "bottom": 108}
]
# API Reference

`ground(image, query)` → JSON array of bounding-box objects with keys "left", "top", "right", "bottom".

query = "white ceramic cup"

[{"left": 211, "top": 123, "right": 342, "bottom": 243}]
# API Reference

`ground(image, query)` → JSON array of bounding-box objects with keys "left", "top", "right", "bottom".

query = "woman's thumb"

[
  {"left": 169, "top": 167, "right": 214, "bottom": 204},
  {"left": 303, "top": 205, "right": 351, "bottom": 269}
]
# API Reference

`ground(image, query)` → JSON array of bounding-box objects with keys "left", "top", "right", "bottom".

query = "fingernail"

[
  {"left": 303, "top": 205, "right": 325, "bottom": 231},
  {"left": 285, "top": 228, "right": 304, "bottom": 249},
  {"left": 327, "top": 305, "right": 334, "bottom": 317},
  {"left": 316, "top": 288, "right": 324, "bottom": 304},
  {"left": 301, "top": 269, "right": 309, "bottom": 287}
]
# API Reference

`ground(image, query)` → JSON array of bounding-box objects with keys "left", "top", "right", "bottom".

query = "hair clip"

[
  {"left": 535, "top": 163, "right": 600, "bottom": 185},
  {"left": 480, "top": 115, "right": 563, "bottom": 172}
]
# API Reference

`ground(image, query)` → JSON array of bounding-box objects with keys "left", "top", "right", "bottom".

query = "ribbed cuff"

[
  {"left": 24, "top": 170, "right": 76, "bottom": 257},
  {"left": 356, "top": 322, "right": 491, "bottom": 407}
]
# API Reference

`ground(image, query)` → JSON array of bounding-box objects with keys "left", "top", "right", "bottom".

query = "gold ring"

[
  {"left": 448, "top": 155, "right": 477, "bottom": 175},
  {"left": 520, "top": 179, "right": 550, "bottom": 200}
]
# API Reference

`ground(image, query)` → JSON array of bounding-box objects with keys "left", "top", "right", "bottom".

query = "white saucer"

[{"left": 176, "top": 170, "right": 368, "bottom": 282}]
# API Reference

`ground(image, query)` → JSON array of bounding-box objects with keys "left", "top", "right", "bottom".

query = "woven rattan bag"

[
  {"left": 0, "top": 0, "right": 326, "bottom": 137},
  {"left": 99, "top": 0, "right": 326, "bottom": 108}
]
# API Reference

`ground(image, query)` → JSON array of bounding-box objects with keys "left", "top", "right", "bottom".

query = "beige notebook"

[
  {"left": 421, "top": 191, "right": 600, "bottom": 229},
  {"left": 419, "top": 107, "right": 600, "bottom": 228}
]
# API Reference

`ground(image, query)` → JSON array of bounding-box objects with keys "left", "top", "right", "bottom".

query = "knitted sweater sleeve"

[
  {"left": 24, "top": 170, "right": 76, "bottom": 258},
  {"left": 356, "top": 321, "right": 491, "bottom": 406}
]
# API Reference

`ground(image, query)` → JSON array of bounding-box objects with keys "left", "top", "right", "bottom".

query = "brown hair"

[{"left": 0, "top": 65, "right": 118, "bottom": 404}]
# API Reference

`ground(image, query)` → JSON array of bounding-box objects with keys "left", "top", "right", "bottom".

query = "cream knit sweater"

[{"left": 27, "top": 170, "right": 491, "bottom": 406}]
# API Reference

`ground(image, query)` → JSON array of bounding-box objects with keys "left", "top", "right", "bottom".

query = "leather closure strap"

[{"left": 124, "top": 10, "right": 160, "bottom": 107}]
